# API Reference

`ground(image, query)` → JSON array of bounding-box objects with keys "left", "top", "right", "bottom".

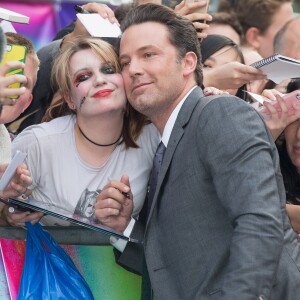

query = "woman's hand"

[
  {"left": 1, "top": 205, "right": 44, "bottom": 227},
  {"left": 203, "top": 86, "right": 229, "bottom": 96},
  {"left": 203, "top": 62, "right": 266, "bottom": 90},
  {"left": 0, "top": 163, "right": 32, "bottom": 199},
  {"left": 94, "top": 175, "right": 133, "bottom": 233},
  {"left": 261, "top": 93, "right": 300, "bottom": 140}
]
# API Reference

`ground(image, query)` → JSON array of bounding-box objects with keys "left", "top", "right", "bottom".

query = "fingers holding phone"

[
  {"left": 0, "top": 44, "right": 27, "bottom": 105},
  {"left": 175, "top": 0, "right": 212, "bottom": 39},
  {"left": 0, "top": 64, "right": 27, "bottom": 105}
]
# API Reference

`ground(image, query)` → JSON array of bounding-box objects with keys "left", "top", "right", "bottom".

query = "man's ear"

[
  {"left": 245, "top": 27, "right": 262, "bottom": 50},
  {"left": 182, "top": 51, "right": 198, "bottom": 77}
]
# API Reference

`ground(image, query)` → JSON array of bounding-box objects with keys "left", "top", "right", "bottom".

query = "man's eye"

[
  {"left": 144, "top": 53, "right": 155, "bottom": 58},
  {"left": 101, "top": 64, "right": 116, "bottom": 74},
  {"left": 120, "top": 61, "right": 130, "bottom": 70},
  {"left": 203, "top": 64, "right": 212, "bottom": 69}
]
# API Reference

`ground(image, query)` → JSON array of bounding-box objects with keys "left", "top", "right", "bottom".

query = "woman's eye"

[
  {"left": 101, "top": 64, "right": 116, "bottom": 74},
  {"left": 203, "top": 64, "right": 212, "bottom": 69},
  {"left": 75, "top": 74, "right": 89, "bottom": 84}
]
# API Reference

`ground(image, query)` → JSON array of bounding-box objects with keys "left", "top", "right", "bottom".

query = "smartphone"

[
  {"left": 283, "top": 90, "right": 300, "bottom": 104},
  {"left": 184, "top": 0, "right": 210, "bottom": 33},
  {"left": 185, "top": 0, "right": 210, "bottom": 14},
  {"left": 0, "top": 43, "right": 27, "bottom": 99},
  {"left": 259, "top": 90, "right": 300, "bottom": 120}
]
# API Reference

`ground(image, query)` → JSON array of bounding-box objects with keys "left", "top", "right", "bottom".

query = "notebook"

[
  {"left": 251, "top": 54, "right": 300, "bottom": 84},
  {"left": 0, "top": 197, "right": 138, "bottom": 243},
  {"left": 0, "top": 8, "right": 29, "bottom": 24}
]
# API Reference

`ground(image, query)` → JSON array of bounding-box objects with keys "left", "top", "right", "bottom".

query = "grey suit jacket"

[{"left": 120, "top": 87, "right": 300, "bottom": 300}]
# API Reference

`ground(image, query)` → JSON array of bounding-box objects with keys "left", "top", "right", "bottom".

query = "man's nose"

[{"left": 128, "top": 58, "right": 143, "bottom": 77}]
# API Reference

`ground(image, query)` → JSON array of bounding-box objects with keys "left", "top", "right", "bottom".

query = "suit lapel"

[{"left": 146, "top": 87, "right": 204, "bottom": 229}]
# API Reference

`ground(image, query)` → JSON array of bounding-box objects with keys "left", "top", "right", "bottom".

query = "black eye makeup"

[
  {"left": 101, "top": 63, "right": 116, "bottom": 75},
  {"left": 74, "top": 73, "right": 90, "bottom": 87}
]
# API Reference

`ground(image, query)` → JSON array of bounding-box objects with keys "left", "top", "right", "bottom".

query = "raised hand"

[
  {"left": 174, "top": 0, "right": 212, "bottom": 40},
  {"left": 0, "top": 61, "right": 27, "bottom": 106}
]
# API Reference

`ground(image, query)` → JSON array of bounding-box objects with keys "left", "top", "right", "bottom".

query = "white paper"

[
  {"left": 0, "top": 20, "right": 16, "bottom": 33},
  {"left": 0, "top": 150, "right": 26, "bottom": 191},
  {"left": 77, "top": 13, "right": 121, "bottom": 38},
  {"left": 245, "top": 91, "right": 272, "bottom": 104}
]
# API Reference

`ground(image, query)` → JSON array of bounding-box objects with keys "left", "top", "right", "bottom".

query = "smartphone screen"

[{"left": 0, "top": 43, "right": 27, "bottom": 99}]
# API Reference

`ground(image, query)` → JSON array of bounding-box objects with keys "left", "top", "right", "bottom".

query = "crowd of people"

[{"left": 1, "top": 0, "right": 300, "bottom": 298}]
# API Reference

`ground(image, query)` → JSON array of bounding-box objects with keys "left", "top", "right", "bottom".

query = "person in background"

[
  {"left": 2, "top": 33, "right": 39, "bottom": 132},
  {"left": 261, "top": 79, "right": 300, "bottom": 232},
  {"left": 96, "top": 4, "right": 300, "bottom": 299},
  {"left": 264, "top": 17, "right": 300, "bottom": 93},
  {"left": 204, "top": 11, "right": 242, "bottom": 45},
  {"left": 218, "top": 0, "right": 294, "bottom": 58},
  {"left": 0, "top": 33, "right": 39, "bottom": 164},
  {"left": 200, "top": 34, "right": 246, "bottom": 98},
  {"left": 0, "top": 27, "right": 26, "bottom": 111},
  {"left": 274, "top": 17, "right": 300, "bottom": 61}
]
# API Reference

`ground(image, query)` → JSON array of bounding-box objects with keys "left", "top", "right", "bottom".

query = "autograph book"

[
  {"left": 0, "top": 197, "right": 136, "bottom": 242},
  {"left": 251, "top": 54, "right": 300, "bottom": 84}
]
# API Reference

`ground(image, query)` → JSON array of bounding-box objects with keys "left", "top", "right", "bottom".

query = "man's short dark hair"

[{"left": 120, "top": 3, "right": 203, "bottom": 86}]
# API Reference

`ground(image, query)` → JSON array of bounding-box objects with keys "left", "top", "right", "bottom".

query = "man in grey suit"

[{"left": 95, "top": 4, "right": 300, "bottom": 299}]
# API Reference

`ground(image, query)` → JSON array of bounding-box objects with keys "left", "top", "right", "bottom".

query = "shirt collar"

[{"left": 161, "top": 86, "right": 197, "bottom": 147}]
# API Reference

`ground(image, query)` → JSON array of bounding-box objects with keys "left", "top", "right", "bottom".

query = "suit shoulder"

[{"left": 198, "top": 94, "right": 260, "bottom": 121}]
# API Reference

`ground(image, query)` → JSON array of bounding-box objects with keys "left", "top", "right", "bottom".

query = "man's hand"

[{"left": 95, "top": 175, "right": 133, "bottom": 233}]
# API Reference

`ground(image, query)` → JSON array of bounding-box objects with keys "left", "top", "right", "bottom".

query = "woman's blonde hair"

[{"left": 43, "top": 37, "right": 147, "bottom": 148}]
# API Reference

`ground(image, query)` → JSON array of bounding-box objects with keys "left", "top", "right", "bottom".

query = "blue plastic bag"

[{"left": 18, "top": 222, "right": 95, "bottom": 300}]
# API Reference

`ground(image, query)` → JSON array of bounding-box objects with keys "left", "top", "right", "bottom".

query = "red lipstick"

[{"left": 93, "top": 89, "right": 112, "bottom": 98}]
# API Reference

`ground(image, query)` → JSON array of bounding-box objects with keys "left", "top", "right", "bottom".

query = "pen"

[{"left": 74, "top": 5, "right": 91, "bottom": 14}]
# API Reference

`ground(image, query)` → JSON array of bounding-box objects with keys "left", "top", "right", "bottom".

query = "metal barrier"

[{"left": 0, "top": 226, "right": 110, "bottom": 245}]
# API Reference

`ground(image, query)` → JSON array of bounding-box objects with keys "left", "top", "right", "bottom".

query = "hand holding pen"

[{"left": 94, "top": 175, "right": 133, "bottom": 233}]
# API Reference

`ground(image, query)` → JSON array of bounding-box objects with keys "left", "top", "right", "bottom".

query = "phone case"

[
  {"left": 259, "top": 90, "right": 300, "bottom": 120},
  {"left": 0, "top": 43, "right": 27, "bottom": 99},
  {"left": 283, "top": 90, "right": 300, "bottom": 104},
  {"left": 184, "top": 0, "right": 210, "bottom": 15}
]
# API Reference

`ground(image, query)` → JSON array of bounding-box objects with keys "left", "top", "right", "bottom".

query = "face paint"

[{"left": 79, "top": 96, "right": 86, "bottom": 110}]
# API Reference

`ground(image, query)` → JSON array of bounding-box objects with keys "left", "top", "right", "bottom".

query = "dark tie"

[
  {"left": 147, "top": 141, "right": 166, "bottom": 217},
  {"left": 142, "top": 141, "right": 166, "bottom": 300}
]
